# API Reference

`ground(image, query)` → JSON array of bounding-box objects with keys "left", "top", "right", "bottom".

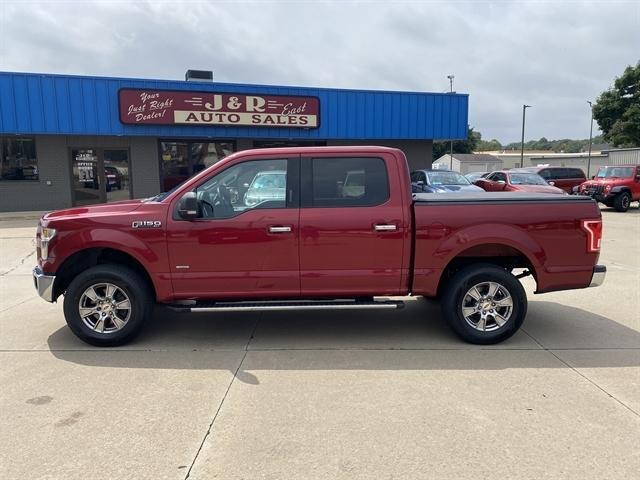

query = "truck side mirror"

[
  {"left": 548, "top": 181, "right": 556, "bottom": 186},
  {"left": 178, "top": 191, "right": 198, "bottom": 220},
  {"left": 591, "top": 175, "right": 595, "bottom": 180}
]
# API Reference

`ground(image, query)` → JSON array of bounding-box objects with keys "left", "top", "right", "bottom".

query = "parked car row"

[
  {"left": 413, "top": 164, "right": 640, "bottom": 212},
  {"left": 413, "top": 168, "right": 565, "bottom": 195}
]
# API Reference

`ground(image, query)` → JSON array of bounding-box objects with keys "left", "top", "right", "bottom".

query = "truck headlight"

[{"left": 38, "top": 227, "right": 57, "bottom": 260}]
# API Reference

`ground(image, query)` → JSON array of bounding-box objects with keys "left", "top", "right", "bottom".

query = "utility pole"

[
  {"left": 520, "top": 105, "right": 531, "bottom": 167},
  {"left": 447, "top": 74, "right": 455, "bottom": 169},
  {"left": 587, "top": 101, "right": 594, "bottom": 177}
]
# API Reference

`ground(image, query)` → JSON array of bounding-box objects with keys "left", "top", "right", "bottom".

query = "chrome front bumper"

[
  {"left": 589, "top": 265, "right": 606, "bottom": 288},
  {"left": 33, "top": 266, "right": 55, "bottom": 302}
]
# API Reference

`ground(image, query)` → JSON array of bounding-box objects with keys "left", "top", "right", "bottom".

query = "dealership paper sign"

[{"left": 119, "top": 89, "right": 319, "bottom": 128}]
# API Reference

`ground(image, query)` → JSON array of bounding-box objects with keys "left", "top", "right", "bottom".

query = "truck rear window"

[{"left": 310, "top": 157, "right": 389, "bottom": 207}]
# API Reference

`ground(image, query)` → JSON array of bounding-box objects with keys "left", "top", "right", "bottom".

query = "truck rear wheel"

[
  {"left": 441, "top": 264, "right": 527, "bottom": 344},
  {"left": 613, "top": 192, "right": 631, "bottom": 212},
  {"left": 63, "top": 265, "right": 152, "bottom": 347}
]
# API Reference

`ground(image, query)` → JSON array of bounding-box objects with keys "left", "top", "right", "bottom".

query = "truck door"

[
  {"left": 166, "top": 156, "right": 300, "bottom": 299},
  {"left": 298, "top": 153, "right": 407, "bottom": 296}
]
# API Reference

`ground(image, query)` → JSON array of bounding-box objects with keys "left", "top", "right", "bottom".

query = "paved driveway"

[{"left": 1, "top": 208, "right": 638, "bottom": 479}]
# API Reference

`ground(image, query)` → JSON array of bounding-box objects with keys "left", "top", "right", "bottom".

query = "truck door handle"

[
  {"left": 374, "top": 224, "right": 397, "bottom": 232},
  {"left": 268, "top": 226, "right": 292, "bottom": 233}
]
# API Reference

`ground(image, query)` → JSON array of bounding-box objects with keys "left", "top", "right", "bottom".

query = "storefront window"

[
  {"left": 1, "top": 136, "right": 39, "bottom": 181},
  {"left": 160, "top": 140, "right": 235, "bottom": 192}
]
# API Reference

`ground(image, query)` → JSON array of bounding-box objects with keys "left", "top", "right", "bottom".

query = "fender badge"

[{"left": 132, "top": 220, "right": 162, "bottom": 228}]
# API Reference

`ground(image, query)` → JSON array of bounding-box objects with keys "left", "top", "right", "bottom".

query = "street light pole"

[
  {"left": 587, "top": 100, "right": 594, "bottom": 177},
  {"left": 447, "top": 74, "right": 455, "bottom": 169},
  {"left": 520, "top": 105, "right": 531, "bottom": 167}
]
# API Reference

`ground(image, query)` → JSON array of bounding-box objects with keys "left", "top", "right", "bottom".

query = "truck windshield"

[
  {"left": 509, "top": 173, "right": 547, "bottom": 185},
  {"left": 427, "top": 172, "right": 470, "bottom": 186},
  {"left": 596, "top": 167, "right": 634, "bottom": 179}
]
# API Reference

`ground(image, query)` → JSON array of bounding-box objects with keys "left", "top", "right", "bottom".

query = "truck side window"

[
  {"left": 310, "top": 157, "right": 389, "bottom": 207},
  {"left": 196, "top": 159, "right": 288, "bottom": 218}
]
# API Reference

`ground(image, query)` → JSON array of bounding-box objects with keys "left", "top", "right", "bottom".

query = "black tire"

[
  {"left": 63, "top": 265, "right": 153, "bottom": 347},
  {"left": 441, "top": 264, "right": 527, "bottom": 344},
  {"left": 613, "top": 192, "right": 631, "bottom": 212}
]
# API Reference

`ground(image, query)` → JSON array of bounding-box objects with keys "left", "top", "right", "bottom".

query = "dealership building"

[{"left": 0, "top": 71, "right": 468, "bottom": 212}]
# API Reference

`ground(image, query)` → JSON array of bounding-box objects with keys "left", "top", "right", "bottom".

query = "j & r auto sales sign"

[{"left": 119, "top": 89, "right": 319, "bottom": 128}]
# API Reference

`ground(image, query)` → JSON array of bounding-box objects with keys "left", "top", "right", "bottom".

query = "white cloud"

[{"left": 1, "top": 0, "right": 638, "bottom": 142}]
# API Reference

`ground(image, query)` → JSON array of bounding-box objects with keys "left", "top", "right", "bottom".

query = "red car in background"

[
  {"left": 511, "top": 166, "right": 586, "bottom": 193},
  {"left": 474, "top": 171, "right": 565, "bottom": 194}
]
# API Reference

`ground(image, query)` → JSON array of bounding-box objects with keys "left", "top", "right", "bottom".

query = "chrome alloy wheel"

[
  {"left": 461, "top": 281, "right": 513, "bottom": 332},
  {"left": 78, "top": 283, "right": 131, "bottom": 334}
]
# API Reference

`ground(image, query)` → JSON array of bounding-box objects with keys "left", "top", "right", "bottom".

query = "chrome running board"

[{"left": 169, "top": 299, "right": 404, "bottom": 313}]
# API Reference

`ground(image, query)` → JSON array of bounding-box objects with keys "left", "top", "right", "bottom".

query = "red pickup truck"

[{"left": 33, "top": 146, "right": 606, "bottom": 347}]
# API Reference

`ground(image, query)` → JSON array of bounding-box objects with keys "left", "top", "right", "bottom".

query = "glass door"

[
  {"left": 71, "top": 148, "right": 132, "bottom": 206},
  {"left": 104, "top": 149, "right": 130, "bottom": 203},
  {"left": 71, "top": 148, "right": 103, "bottom": 206}
]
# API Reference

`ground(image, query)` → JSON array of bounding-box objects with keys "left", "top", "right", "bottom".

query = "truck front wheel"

[
  {"left": 613, "top": 192, "right": 631, "bottom": 212},
  {"left": 441, "top": 264, "right": 527, "bottom": 344},
  {"left": 63, "top": 265, "right": 152, "bottom": 347}
]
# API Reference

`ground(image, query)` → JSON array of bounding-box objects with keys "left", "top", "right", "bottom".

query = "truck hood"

[
  {"left": 43, "top": 199, "right": 144, "bottom": 220},
  {"left": 512, "top": 185, "right": 565, "bottom": 195}
]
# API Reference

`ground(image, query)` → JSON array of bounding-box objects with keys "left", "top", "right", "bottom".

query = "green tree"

[
  {"left": 477, "top": 138, "right": 502, "bottom": 151},
  {"left": 433, "top": 127, "right": 480, "bottom": 160},
  {"left": 592, "top": 62, "right": 640, "bottom": 148}
]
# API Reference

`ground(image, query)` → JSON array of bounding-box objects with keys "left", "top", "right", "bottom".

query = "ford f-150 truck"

[{"left": 33, "top": 147, "right": 606, "bottom": 347}]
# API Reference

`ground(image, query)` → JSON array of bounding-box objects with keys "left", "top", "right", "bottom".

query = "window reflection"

[
  {"left": 160, "top": 141, "right": 235, "bottom": 192},
  {"left": 1, "top": 136, "right": 39, "bottom": 181}
]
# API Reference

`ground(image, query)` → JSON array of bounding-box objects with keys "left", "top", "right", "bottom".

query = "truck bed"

[{"left": 411, "top": 191, "right": 601, "bottom": 296}]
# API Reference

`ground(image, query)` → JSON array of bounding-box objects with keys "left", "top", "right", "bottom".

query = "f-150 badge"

[{"left": 132, "top": 221, "right": 162, "bottom": 228}]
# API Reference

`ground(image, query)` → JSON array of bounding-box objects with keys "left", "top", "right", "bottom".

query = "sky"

[{"left": 1, "top": 0, "right": 638, "bottom": 143}]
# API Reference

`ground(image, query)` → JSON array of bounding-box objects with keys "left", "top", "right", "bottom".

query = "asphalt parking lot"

[{"left": 1, "top": 207, "right": 639, "bottom": 480}]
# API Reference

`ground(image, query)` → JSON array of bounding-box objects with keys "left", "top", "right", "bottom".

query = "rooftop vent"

[{"left": 185, "top": 70, "right": 213, "bottom": 82}]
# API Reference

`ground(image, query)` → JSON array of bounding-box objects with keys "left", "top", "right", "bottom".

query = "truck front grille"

[{"left": 585, "top": 185, "right": 604, "bottom": 195}]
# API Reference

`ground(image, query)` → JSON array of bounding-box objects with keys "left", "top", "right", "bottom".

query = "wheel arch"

[
  {"left": 436, "top": 242, "right": 538, "bottom": 296},
  {"left": 52, "top": 247, "right": 157, "bottom": 301},
  {"left": 610, "top": 186, "right": 631, "bottom": 194}
]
